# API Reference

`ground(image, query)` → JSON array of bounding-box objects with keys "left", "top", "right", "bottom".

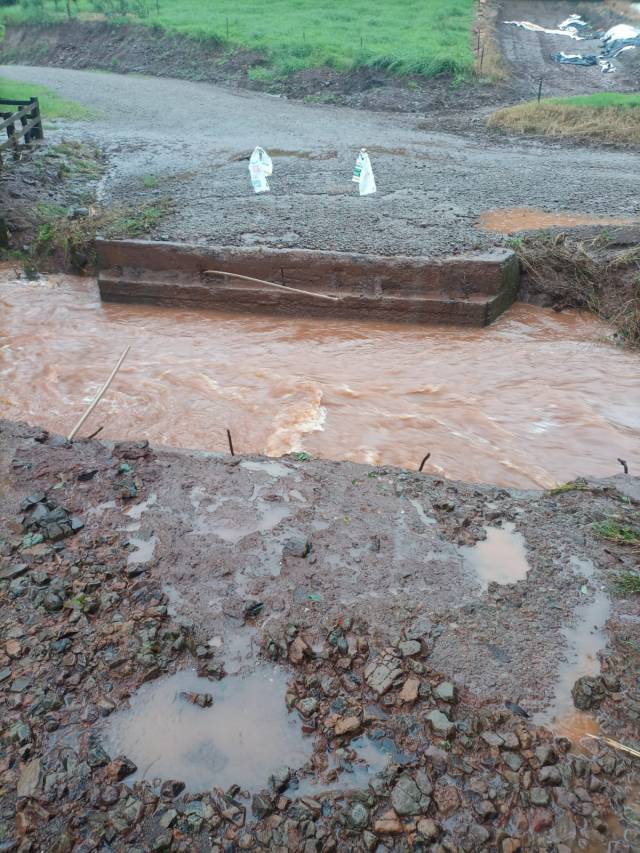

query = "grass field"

[
  {"left": 1, "top": 0, "right": 477, "bottom": 78},
  {"left": 0, "top": 75, "right": 96, "bottom": 120},
  {"left": 488, "top": 92, "right": 640, "bottom": 144}
]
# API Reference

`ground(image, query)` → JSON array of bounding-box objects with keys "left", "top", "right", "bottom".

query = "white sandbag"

[
  {"left": 249, "top": 146, "right": 273, "bottom": 193},
  {"left": 352, "top": 148, "right": 376, "bottom": 196}
]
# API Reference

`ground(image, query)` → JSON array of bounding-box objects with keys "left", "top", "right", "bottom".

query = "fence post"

[
  {"left": 19, "top": 104, "right": 30, "bottom": 146},
  {"left": 29, "top": 97, "right": 43, "bottom": 141},
  {"left": 7, "top": 121, "right": 19, "bottom": 161}
]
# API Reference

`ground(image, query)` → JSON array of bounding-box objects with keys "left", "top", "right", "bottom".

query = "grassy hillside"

[
  {"left": 1, "top": 0, "right": 477, "bottom": 78},
  {"left": 488, "top": 92, "right": 640, "bottom": 144}
]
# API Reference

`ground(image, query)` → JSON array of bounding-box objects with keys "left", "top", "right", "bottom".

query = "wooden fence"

[{"left": 0, "top": 97, "right": 43, "bottom": 165}]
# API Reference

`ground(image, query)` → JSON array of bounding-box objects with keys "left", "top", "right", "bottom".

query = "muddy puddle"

[
  {"left": 101, "top": 667, "right": 312, "bottom": 794},
  {"left": 460, "top": 522, "right": 530, "bottom": 590},
  {"left": 535, "top": 556, "right": 611, "bottom": 738},
  {"left": 479, "top": 207, "right": 637, "bottom": 234},
  {"left": 290, "top": 733, "right": 398, "bottom": 797},
  {"left": 1, "top": 268, "right": 639, "bottom": 489}
]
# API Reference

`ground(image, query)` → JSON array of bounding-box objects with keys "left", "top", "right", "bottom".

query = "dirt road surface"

[{"left": 2, "top": 64, "right": 639, "bottom": 257}]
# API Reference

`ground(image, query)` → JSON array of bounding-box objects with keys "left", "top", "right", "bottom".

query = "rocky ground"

[{"left": 1, "top": 419, "right": 639, "bottom": 852}]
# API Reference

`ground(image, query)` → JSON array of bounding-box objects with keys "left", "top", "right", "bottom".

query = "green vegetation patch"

[
  {"left": 593, "top": 520, "right": 640, "bottom": 545},
  {"left": 0, "top": 74, "right": 97, "bottom": 120},
  {"left": 488, "top": 93, "right": 640, "bottom": 145},
  {"left": 616, "top": 572, "right": 640, "bottom": 596},
  {"left": 3, "top": 0, "right": 477, "bottom": 78}
]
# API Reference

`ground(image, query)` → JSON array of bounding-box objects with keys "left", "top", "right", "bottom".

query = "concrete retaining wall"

[{"left": 96, "top": 240, "right": 520, "bottom": 326}]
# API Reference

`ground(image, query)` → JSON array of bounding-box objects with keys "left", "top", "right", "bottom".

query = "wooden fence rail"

[{"left": 0, "top": 97, "right": 43, "bottom": 164}]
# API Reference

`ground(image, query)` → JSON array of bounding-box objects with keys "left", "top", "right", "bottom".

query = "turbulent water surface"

[{"left": 1, "top": 268, "right": 638, "bottom": 488}]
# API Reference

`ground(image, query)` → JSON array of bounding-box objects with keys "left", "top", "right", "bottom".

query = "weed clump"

[
  {"left": 616, "top": 573, "right": 640, "bottom": 595},
  {"left": 593, "top": 520, "right": 640, "bottom": 545}
]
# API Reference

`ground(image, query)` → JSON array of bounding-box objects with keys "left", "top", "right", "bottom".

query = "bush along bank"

[
  {"left": 514, "top": 228, "right": 640, "bottom": 348},
  {"left": 0, "top": 139, "right": 174, "bottom": 275}
]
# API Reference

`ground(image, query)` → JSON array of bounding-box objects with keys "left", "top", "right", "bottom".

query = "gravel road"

[{"left": 3, "top": 64, "right": 640, "bottom": 256}]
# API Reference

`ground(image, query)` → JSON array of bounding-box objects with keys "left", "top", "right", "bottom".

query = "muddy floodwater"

[
  {"left": 102, "top": 667, "right": 311, "bottom": 793},
  {"left": 1, "top": 268, "right": 638, "bottom": 488}
]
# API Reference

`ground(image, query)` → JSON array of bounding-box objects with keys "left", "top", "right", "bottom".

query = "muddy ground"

[
  {"left": 1, "top": 419, "right": 639, "bottom": 851},
  {"left": 1, "top": 63, "right": 639, "bottom": 260}
]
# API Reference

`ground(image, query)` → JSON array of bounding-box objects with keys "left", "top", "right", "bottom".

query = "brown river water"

[{"left": 1, "top": 268, "right": 638, "bottom": 489}]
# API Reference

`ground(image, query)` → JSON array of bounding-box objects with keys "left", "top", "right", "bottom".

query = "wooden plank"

[
  {"left": 0, "top": 117, "right": 43, "bottom": 150},
  {"left": 0, "top": 105, "right": 33, "bottom": 133},
  {"left": 0, "top": 98, "right": 32, "bottom": 106}
]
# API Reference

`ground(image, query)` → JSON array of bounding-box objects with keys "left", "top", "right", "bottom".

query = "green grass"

[
  {"left": 616, "top": 572, "right": 640, "bottom": 596},
  {"left": 488, "top": 93, "right": 640, "bottom": 145},
  {"left": 547, "top": 93, "right": 640, "bottom": 109},
  {"left": 593, "top": 520, "right": 640, "bottom": 545},
  {"left": 2, "top": 0, "right": 477, "bottom": 78},
  {"left": 0, "top": 74, "right": 96, "bottom": 120}
]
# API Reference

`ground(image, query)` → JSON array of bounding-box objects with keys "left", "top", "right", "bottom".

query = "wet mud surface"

[
  {"left": 1, "top": 62, "right": 639, "bottom": 259},
  {"left": 1, "top": 420, "right": 639, "bottom": 851},
  {"left": 1, "top": 268, "right": 639, "bottom": 489}
]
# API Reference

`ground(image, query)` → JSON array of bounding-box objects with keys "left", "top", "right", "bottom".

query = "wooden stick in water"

[
  {"left": 68, "top": 346, "right": 131, "bottom": 441},
  {"left": 203, "top": 269, "right": 340, "bottom": 302}
]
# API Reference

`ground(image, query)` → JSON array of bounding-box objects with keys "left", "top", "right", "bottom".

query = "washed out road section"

[
  {"left": 1, "top": 65, "right": 639, "bottom": 257},
  {"left": 0, "top": 268, "right": 638, "bottom": 490}
]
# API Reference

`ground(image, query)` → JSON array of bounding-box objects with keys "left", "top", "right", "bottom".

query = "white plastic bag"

[
  {"left": 352, "top": 148, "right": 376, "bottom": 196},
  {"left": 249, "top": 146, "right": 273, "bottom": 193}
]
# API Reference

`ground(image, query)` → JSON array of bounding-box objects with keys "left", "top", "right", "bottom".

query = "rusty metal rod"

[
  {"left": 418, "top": 453, "right": 431, "bottom": 472},
  {"left": 226, "top": 429, "right": 235, "bottom": 457},
  {"left": 203, "top": 269, "right": 340, "bottom": 302}
]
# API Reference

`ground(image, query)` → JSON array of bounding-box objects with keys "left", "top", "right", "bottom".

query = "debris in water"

[
  {"left": 101, "top": 667, "right": 312, "bottom": 793},
  {"left": 460, "top": 522, "right": 530, "bottom": 590}
]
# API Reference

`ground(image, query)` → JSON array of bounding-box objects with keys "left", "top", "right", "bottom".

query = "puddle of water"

[
  {"left": 127, "top": 533, "right": 157, "bottom": 565},
  {"left": 125, "top": 492, "right": 158, "bottom": 521},
  {"left": 409, "top": 497, "right": 436, "bottom": 527},
  {"left": 86, "top": 500, "right": 116, "bottom": 518},
  {"left": 162, "top": 583, "right": 183, "bottom": 616},
  {"left": 221, "top": 628, "right": 258, "bottom": 675},
  {"left": 101, "top": 667, "right": 312, "bottom": 793},
  {"left": 290, "top": 734, "right": 394, "bottom": 797},
  {"left": 240, "top": 459, "right": 295, "bottom": 478},
  {"left": 460, "top": 522, "right": 530, "bottom": 590},
  {"left": 535, "top": 585, "right": 611, "bottom": 735},
  {"left": 2, "top": 269, "right": 640, "bottom": 490},
  {"left": 478, "top": 207, "right": 636, "bottom": 234},
  {"left": 194, "top": 501, "right": 292, "bottom": 545},
  {"left": 570, "top": 554, "right": 595, "bottom": 578}
]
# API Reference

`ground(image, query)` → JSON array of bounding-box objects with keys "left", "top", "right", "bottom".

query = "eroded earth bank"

[{"left": 1, "top": 420, "right": 639, "bottom": 852}]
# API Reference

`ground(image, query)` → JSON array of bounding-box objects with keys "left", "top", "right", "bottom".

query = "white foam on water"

[{"left": 266, "top": 385, "right": 326, "bottom": 456}]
